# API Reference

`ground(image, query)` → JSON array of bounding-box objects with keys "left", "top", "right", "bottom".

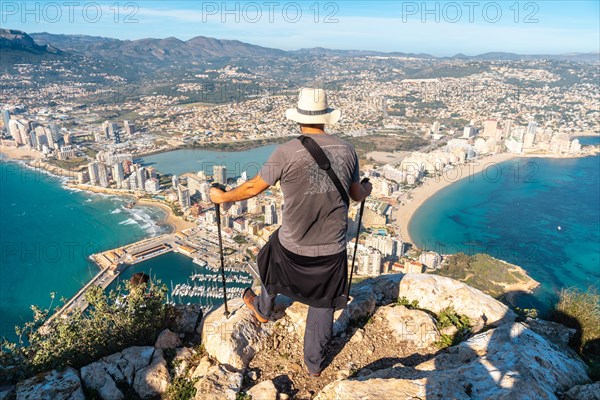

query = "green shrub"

[
  {"left": 435, "top": 307, "right": 472, "bottom": 348},
  {"left": 397, "top": 297, "right": 420, "bottom": 309},
  {"left": 166, "top": 376, "right": 197, "bottom": 400},
  {"left": 0, "top": 281, "right": 167, "bottom": 383}
]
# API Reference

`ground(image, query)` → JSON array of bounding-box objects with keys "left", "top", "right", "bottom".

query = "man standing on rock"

[{"left": 210, "top": 87, "right": 372, "bottom": 376}]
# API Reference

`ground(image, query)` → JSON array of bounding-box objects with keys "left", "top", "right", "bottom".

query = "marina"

[{"left": 43, "top": 226, "right": 255, "bottom": 327}]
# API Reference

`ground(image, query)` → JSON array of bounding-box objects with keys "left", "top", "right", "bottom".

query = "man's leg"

[
  {"left": 253, "top": 284, "right": 276, "bottom": 320},
  {"left": 303, "top": 306, "right": 334, "bottom": 374}
]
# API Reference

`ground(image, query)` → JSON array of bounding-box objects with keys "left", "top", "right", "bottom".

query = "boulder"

[
  {"left": 377, "top": 305, "right": 440, "bottom": 348},
  {"left": 170, "top": 304, "right": 203, "bottom": 334},
  {"left": 563, "top": 382, "right": 600, "bottom": 400},
  {"left": 246, "top": 380, "right": 278, "bottom": 400},
  {"left": 201, "top": 298, "right": 273, "bottom": 370},
  {"left": 190, "top": 356, "right": 213, "bottom": 380},
  {"left": 194, "top": 364, "right": 243, "bottom": 400},
  {"left": 16, "top": 367, "right": 85, "bottom": 400},
  {"left": 80, "top": 361, "right": 123, "bottom": 400},
  {"left": 317, "top": 322, "right": 590, "bottom": 400},
  {"left": 398, "top": 274, "right": 515, "bottom": 326},
  {"left": 524, "top": 318, "right": 576, "bottom": 346},
  {"left": 355, "top": 274, "right": 403, "bottom": 305},
  {"left": 155, "top": 328, "right": 182, "bottom": 349},
  {"left": 133, "top": 350, "right": 171, "bottom": 399},
  {"left": 284, "top": 286, "right": 376, "bottom": 339}
]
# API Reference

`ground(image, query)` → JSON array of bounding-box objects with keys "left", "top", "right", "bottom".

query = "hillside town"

[{"left": 2, "top": 54, "right": 599, "bottom": 280}]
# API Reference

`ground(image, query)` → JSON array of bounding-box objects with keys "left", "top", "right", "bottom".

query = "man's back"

[{"left": 259, "top": 133, "right": 359, "bottom": 257}]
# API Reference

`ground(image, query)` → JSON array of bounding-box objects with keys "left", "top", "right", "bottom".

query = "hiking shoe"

[
  {"left": 308, "top": 371, "right": 321, "bottom": 378},
  {"left": 242, "top": 288, "right": 268, "bottom": 323}
]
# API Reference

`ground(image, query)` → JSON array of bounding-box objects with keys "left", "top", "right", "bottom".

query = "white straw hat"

[{"left": 285, "top": 88, "right": 341, "bottom": 125}]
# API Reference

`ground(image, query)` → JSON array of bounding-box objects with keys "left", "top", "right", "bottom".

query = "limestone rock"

[
  {"left": 194, "top": 364, "right": 243, "bottom": 400},
  {"left": 525, "top": 317, "right": 576, "bottom": 346},
  {"left": 246, "top": 380, "right": 278, "bottom": 400},
  {"left": 317, "top": 322, "right": 590, "bottom": 400},
  {"left": 563, "top": 382, "right": 600, "bottom": 400},
  {"left": 377, "top": 305, "right": 440, "bottom": 348},
  {"left": 345, "top": 285, "right": 377, "bottom": 323},
  {"left": 120, "top": 346, "right": 155, "bottom": 375},
  {"left": 190, "top": 356, "right": 213, "bottom": 380},
  {"left": 173, "top": 347, "right": 194, "bottom": 377},
  {"left": 133, "top": 350, "right": 171, "bottom": 399},
  {"left": 284, "top": 302, "right": 347, "bottom": 339},
  {"left": 201, "top": 298, "right": 273, "bottom": 370},
  {"left": 398, "top": 273, "right": 515, "bottom": 326},
  {"left": 101, "top": 353, "right": 131, "bottom": 385},
  {"left": 155, "top": 328, "right": 182, "bottom": 349},
  {"left": 355, "top": 274, "right": 403, "bottom": 305},
  {"left": 170, "top": 304, "right": 203, "bottom": 334},
  {"left": 80, "top": 361, "right": 123, "bottom": 400},
  {"left": 16, "top": 367, "right": 84, "bottom": 400}
]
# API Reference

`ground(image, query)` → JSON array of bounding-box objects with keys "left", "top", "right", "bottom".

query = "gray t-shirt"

[{"left": 259, "top": 134, "right": 360, "bottom": 257}]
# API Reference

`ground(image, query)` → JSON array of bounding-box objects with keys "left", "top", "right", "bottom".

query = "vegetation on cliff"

[{"left": 0, "top": 281, "right": 168, "bottom": 383}]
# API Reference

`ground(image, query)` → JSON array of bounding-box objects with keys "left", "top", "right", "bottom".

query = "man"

[{"left": 210, "top": 88, "right": 372, "bottom": 376}]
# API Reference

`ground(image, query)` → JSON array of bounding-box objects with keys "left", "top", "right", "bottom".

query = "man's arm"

[{"left": 209, "top": 175, "right": 270, "bottom": 204}]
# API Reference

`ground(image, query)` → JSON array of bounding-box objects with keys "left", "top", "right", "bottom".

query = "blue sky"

[{"left": 2, "top": 1, "right": 599, "bottom": 56}]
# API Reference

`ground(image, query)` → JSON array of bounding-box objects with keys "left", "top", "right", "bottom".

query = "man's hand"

[
  {"left": 361, "top": 179, "right": 373, "bottom": 198},
  {"left": 210, "top": 187, "right": 225, "bottom": 204}
]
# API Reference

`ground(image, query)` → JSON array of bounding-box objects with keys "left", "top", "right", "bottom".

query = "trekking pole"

[
  {"left": 212, "top": 183, "right": 230, "bottom": 318},
  {"left": 347, "top": 178, "right": 370, "bottom": 297}
]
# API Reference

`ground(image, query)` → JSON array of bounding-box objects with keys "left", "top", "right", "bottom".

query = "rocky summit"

[{"left": 7, "top": 274, "right": 594, "bottom": 399}]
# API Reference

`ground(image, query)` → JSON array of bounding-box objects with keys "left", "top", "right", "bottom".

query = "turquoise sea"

[
  {"left": 0, "top": 146, "right": 275, "bottom": 341},
  {"left": 0, "top": 158, "right": 171, "bottom": 340},
  {"left": 409, "top": 138, "right": 600, "bottom": 311}
]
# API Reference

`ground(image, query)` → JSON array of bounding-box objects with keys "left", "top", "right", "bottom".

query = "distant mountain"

[
  {"left": 2, "top": 29, "right": 597, "bottom": 71},
  {"left": 293, "top": 47, "right": 435, "bottom": 59},
  {"left": 29, "top": 32, "right": 285, "bottom": 65},
  {"left": 0, "top": 29, "right": 61, "bottom": 55},
  {"left": 449, "top": 51, "right": 599, "bottom": 63}
]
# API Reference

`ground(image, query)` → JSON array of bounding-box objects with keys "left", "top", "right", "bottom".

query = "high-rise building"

[
  {"left": 524, "top": 132, "right": 536, "bottom": 148},
  {"left": 145, "top": 178, "right": 160, "bottom": 193},
  {"left": 431, "top": 121, "right": 440, "bottom": 134},
  {"left": 503, "top": 119, "right": 513, "bottom": 138},
  {"left": 88, "top": 162, "right": 100, "bottom": 185},
  {"left": 112, "top": 163, "right": 125, "bottom": 187},
  {"left": 136, "top": 167, "right": 146, "bottom": 190},
  {"left": 213, "top": 165, "right": 227, "bottom": 185},
  {"left": 462, "top": 125, "right": 477, "bottom": 139},
  {"left": 48, "top": 124, "right": 60, "bottom": 143},
  {"left": 172, "top": 175, "right": 180, "bottom": 189},
  {"left": 483, "top": 119, "right": 498, "bottom": 138},
  {"left": 124, "top": 120, "right": 136, "bottom": 136},
  {"left": 178, "top": 186, "right": 191, "bottom": 208},
  {"left": 265, "top": 203, "right": 277, "bottom": 225},
  {"left": 98, "top": 164, "right": 109, "bottom": 188},
  {"left": 1, "top": 109, "right": 10, "bottom": 134},
  {"left": 527, "top": 122, "right": 538, "bottom": 136}
]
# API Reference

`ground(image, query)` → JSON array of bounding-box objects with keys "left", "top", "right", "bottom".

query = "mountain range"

[{"left": 2, "top": 28, "right": 598, "bottom": 66}]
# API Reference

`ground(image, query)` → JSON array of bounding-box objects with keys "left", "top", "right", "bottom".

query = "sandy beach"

[
  {"left": 395, "top": 152, "right": 517, "bottom": 245},
  {"left": 136, "top": 198, "right": 196, "bottom": 233}
]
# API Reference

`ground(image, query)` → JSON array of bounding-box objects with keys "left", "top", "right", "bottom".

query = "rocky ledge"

[{"left": 6, "top": 274, "right": 595, "bottom": 400}]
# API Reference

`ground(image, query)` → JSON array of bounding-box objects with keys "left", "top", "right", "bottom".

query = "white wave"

[
  {"left": 118, "top": 218, "right": 138, "bottom": 226},
  {"left": 111, "top": 208, "right": 122, "bottom": 214}
]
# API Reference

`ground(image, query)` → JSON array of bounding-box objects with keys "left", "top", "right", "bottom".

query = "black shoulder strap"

[{"left": 298, "top": 135, "right": 350, "bottom": 206}]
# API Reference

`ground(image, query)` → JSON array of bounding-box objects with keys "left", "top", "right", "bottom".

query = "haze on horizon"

[{"left": 3, "top": 0, "right": 599, "bottom": 57}]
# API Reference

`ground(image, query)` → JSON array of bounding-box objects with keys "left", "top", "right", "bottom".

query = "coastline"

[
  {"left": 397, "top": 148, "right": 600, "bottom": 246},
  {"left": 396, "top": 152, "right": 517, "bottom": 245},
  {"left": 1, "top": 144, "right": 195, "bottom": 234}
]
